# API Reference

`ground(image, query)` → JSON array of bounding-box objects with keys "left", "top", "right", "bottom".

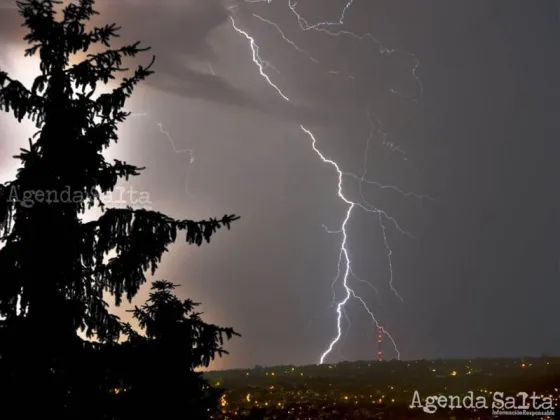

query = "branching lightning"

[
  {"left": 230, "top": 0, "right": 430, "bottom": 364},
  {"left": 286, "top": 0, "right": 424, "bottom": 98},
  {"left": 300, "top": 125, "right": 403, "bottom": 363}
]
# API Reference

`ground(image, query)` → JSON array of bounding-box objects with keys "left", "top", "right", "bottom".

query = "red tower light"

[{"left": 377, "top": 326, "right": 383, "bottom": 362}]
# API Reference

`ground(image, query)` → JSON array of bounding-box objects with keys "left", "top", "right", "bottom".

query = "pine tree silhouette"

[
  {"left": 0, "top": 1, "right": 238, "bottom": 417},
  {"left": 110, "top": 280, "right": 240, "bottom": 419}
]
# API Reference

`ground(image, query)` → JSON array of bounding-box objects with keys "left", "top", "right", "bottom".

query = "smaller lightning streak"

[
  {"left": 251, "top": 13, "right": 356, "bottom": 79},
  {"left": 155, "top": 122, "right": 195, "bottom": 163},
  {"left": 242, "top": 0, "right": 424, "bottom": 99},
  {"left": 349, "top": 267, "right": 385, "bottom": 312},
  {"left": 154, "top": 121, "right": 197, "bottom": 198},
  {"left": 351, "top": 290, "right": 400, "bottom": 359},
  {"left": 366, "top": 108, "right": 407, "bottom": 158},
  {"left": 354, "top": 110, "right": 435, "bottom": 204},
  {"left": 208, "top": 62, "right": 215, "bottom": 76},
  {"left": 130, "top": 113, "right": 195, "bottom": 162},
  {"left": 252, "top": 14, "right": 319, "bottom": 64},
  {"left": 355, "top": 109, "right": 431, "bottom": 302},
  {"left": 129, "top": 113, "right": 196, "bottom": 197},
  {"left": 299, "top": 0, "right": 356, "bottom": 29},
  {"left": 339, "top": 307, "right": 352, "bottom": 360},
  {"left": 229, "top": 16, "right": 290, "bottom": 101},
  {"left": 286, "top": 0, "right": 424, "bottom": 98}
]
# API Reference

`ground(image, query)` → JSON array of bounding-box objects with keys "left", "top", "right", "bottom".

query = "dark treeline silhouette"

[{"left": 0, "top": 1, "right": 239, "bottom": 418}]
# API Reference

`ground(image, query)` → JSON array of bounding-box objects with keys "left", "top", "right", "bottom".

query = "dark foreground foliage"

[{"left": 0, "top": 1, "right": 239, "bottom": 418}]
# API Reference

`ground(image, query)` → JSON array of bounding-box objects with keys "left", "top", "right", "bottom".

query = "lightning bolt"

[
  {"left": 230, "top": 1, "right": 431, "bottom": 364},
  {"left": 300, "top": 125, "right": 403, "bottom": 363}
]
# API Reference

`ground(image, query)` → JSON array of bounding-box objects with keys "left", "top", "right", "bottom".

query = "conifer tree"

[
  {"left": 0, "top": 0, "right": 238, "bottom": 415},
  {"left": 111, "top": 280, "right": 240, "bottom": 419}
]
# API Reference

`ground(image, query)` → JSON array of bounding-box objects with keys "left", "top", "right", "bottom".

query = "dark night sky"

[{"left": 1, "top": 0, "right": 560, "bottom": 369}]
